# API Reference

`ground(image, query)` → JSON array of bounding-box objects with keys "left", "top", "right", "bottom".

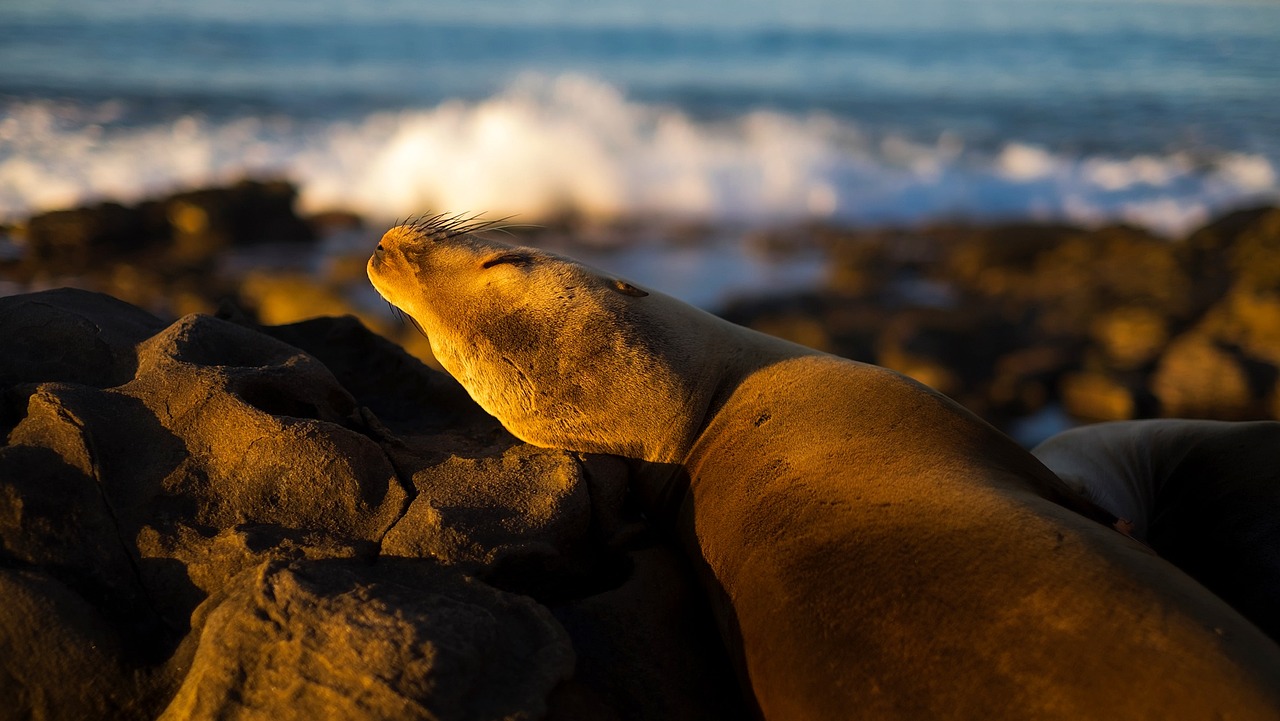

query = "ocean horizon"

[{"left": 2, "top": 0, "right": 1278, "bottom": 236}]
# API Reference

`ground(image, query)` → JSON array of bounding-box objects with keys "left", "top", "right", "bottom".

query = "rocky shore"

[
  {"left": 2, "top": 184, "right": 1279, "bottom": 718},
  {"left": 5, "top": 183, "right": 1278, "bottom": 441},
  {"left": 0, "top": 288, "right": 743, "bottom": 720},
  {"left": 722, "top": 206, "right": 1280, "bottom": 438}
]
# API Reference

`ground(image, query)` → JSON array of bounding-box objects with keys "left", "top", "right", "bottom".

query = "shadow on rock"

[{"left": 1, "top": 288, "right": 746, "bottom": 721}]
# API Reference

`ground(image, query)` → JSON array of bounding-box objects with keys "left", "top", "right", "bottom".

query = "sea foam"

[{"left": 2, "top": 74, "right": 1276, "bottom": 237}]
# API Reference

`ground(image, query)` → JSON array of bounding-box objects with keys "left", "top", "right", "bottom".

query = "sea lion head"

[{"left": 367, "top": 214, "right": 723, "bottom": 462}]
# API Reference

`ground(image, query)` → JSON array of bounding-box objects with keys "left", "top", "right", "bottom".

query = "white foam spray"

[{"left": 1, "top": 74, "right": 1276, "bottom": 236}]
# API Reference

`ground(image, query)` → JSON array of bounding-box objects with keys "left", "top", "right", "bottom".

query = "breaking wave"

[{"left": 2, "top": 74, "right": 1276, "bottom": 237}]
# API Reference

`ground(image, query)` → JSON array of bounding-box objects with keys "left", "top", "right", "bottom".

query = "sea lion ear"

[{"left": 609, "top": 279, "right": 649, "bottom": 297}]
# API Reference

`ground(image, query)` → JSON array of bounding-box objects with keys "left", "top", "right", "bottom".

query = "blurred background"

[{"left": 2, "top": 0, "right": 1279, "bottom": 441}]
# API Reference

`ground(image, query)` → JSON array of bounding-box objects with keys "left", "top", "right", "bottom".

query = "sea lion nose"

[{"left": 375, "top": 242, "right": 385, "bottom": 261}]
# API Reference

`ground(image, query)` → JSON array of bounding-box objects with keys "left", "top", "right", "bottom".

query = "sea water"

[{"left": 1, "top": 0, "right": 1278, "bottom": 238}]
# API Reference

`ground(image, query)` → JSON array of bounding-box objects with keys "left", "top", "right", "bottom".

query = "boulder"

[
  {"left": 0, "top": 288, "right": 727, "bottom": 721},
  {"left": 22, "top": 202, "right": 149, "bottom": 273},
  {"left": 380, "top": 440, "right": 591, "bottom": 571},
  {"left": 0, "top": 569, "right": 154, "bottom": 721},
  {"left": 1151, "top": 333, "right": 1256, "bottom": 420},
  {"left": 161, "top": 180, "right": 315, "bottom": 265},
  {"left": 0, "top": 288, "right": 166, "bottom": 389},
  {"left": 547, "top": 546, "right": 747, "bottom": 721},
  {"left": 159, "top": 559, "right": 574, "bottom": 721}
]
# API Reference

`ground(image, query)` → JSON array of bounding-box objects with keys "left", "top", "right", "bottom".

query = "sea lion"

[
  {"left": 1033, "top": 419, "right": 1280, "bottom": 642},
  {"left": 367, "top": 215, "right": 1280, "bottom": 720}
]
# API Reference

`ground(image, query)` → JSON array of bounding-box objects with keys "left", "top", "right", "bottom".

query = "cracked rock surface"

[{"left": 0, "top": 289, "right": 744, "bottom": 721}]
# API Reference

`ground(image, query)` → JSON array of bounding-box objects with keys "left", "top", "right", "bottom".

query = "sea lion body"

[
  {"left": 1034, "top": 419, "right": 1280, "bottom": 642},
  {"left": 368, "top": 218, "right": 1280, "bottom": 720}
]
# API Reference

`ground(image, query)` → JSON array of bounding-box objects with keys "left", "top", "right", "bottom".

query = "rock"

[
  {"left": 936, "top": 222, "right": 1078, "bottom": 300},
  {"left": 1181, "top": 206, "right": 1280, "bottom": 300},
  {"left": 120, "top": 313, "right": 409, "bottom": 542},
  {"left": 252, "top": 312, "right": 491, "bottom": 431},
  {"left": 746, "top": 313, "right": 834, "bottom": 354},
  {"left": 13, "top": 181, "right": 313, "bottom": 280},
  {"left": 873, "top": 306, "right": 1027, "bottom": 416},
  {"left": 0, "top": 288, "right": 166, "bottom": 389},
  {"left": 820, "top": 232, "right": 896, "bottom": 297},
  {"left": 0, "top": 288, "right": 725, "bottom": 721},
  {"left": 548, "top": 546, "right": 747, "bottom": 721},
  {"left": 719, "top": 293, "right": 878, "bottom": 361},
  {"left": 21, "top": 202, "right": 149, "bottom": 273},
  {"left": 162, "top": 180, "right": 314, "bottom": 265},
  {"left": 237, "top": 271, "right": 363, "bottom": 326},
  {"left": 381, "top": 440, "right": 592, "bottom": 571},
  {"left": 1060, "top": 370, "right": 1150, "bottom": 422},
  {"left": 1151, "top": 333, "right": 1255, "bottom": 419},
  {"left": 988, "top": 344, "right": 1075, "bottom": 417},
  {"left": 231, "top": 271, "right": 444, "bottom": 370},
  {"left": 1030, "top": 226, "right": 1192, "bottom": 334},
  {"left": 0, "top": 569, "right": 154, "bottom": 721},
  {"left": 1223, "top": 207, "right": 1280, "bottom": 293},
  {"left": 2, "top": 388, "right": 179, "bottom": 654},
  {"left": 17, "top": 204, "right": 1278, "bottom": 719},
  {"left": 718, "top": 209, "right": 1280, "bottom": 431},
  {"left": 159, "top": 559, "right": 574, "bottom": 721},
  {"left": 933, "top": 223, "right": 1191, "bottom": 334},
  {"left": 1197, "top": 287, "right": 1280, "bottom": 367},
  {"left": 1088, "top": 305, "right": 1169, "bottom": 371},
  {"left": 134, "top": 522, "right": 375, "bottom": 639}
]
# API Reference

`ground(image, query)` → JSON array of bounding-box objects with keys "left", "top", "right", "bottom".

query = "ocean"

[{"left": 1, "top": 0, "right": 1278, "bottom": 237}]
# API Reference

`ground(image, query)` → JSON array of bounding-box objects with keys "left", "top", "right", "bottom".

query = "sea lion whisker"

[
  {"left": 479, "top": 220, "right": 542, "bottom": 238},
  {"left": 441, "top": 213, "right": 504, "bottom": 239},
  {"left": 402, "top": 211, "right": 522, "bottom": 242},
  {"left": 384, "top": 300, "right": 431, "bottom": 339}
]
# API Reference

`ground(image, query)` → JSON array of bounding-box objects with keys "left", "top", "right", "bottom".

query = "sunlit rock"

[{"left": 159, "top": 559, "right": 574, "bottom": 721}]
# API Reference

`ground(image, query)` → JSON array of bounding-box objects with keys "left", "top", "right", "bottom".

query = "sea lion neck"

[{"left": 625, "top": 323, "right": 822, "bottom": 522}]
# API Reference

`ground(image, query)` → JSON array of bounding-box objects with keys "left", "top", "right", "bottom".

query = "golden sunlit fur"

[
  {"left": 369, "top": 219, "right": 1280, "bottom": 721},
  {"left": 368, "top": 222, "right": 731, "bottom": 462}
]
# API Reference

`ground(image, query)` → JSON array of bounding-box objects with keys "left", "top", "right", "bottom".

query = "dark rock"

[
  {"left": 1181, "top": 206, "right": 1280, "bottom": 302},
  {"left": 1226, "top": 210, "right": 1280, "bottom": 293},
  {"left": 254, "top": 312, "right": 491, "bottom": 431},
  {"left": 0, "top": 432, "right": 173, "bottom": 657},
  {"left": 988, "top": 344, "right": 1077, "bottom": 417},
  {"left": 235, "top": 270, "right": 358, "bottom": 326},
  {"left": 0, "top": 569, "right": 153, "bottom": 721},
  {"left": 1026, "top": 226, "right": 1192, "bottom": 335},
  {"left": 0, "top": 288, "right": 166, "bottom": 389},
  {"left": 1196, "top": 287, "right": 1280, "bottom": 368},
  {"left": 873, "top": 306, "right": 1033, "bottom": 419},
  {"left": 935, "top": 222, "right": 1079, "bottom": 300},
  {"left": 162, "top": 180, "right": 314, "bottom": 265},
  {"left": 14, "top": 181, "right": 313, "bottom": 279},
  {"left": 22, "top": 202, "right": 148, "bottom": 273},
  {"left": 1060, "top": 370, "right": 1152, "bottom": 422},
  {"left": 719, "top": 208, "right": 1280, "bottom": 432},
  {"left": 381, "top": 440, "right": 591, "bottom": 571},
  {"left": 158, "top": 559, "right": 574, "bottom": 721},
  {"left": 548, "top": 546, "right": 748, "bottom": 721},
  {"left": 1151, "top": 333, "right": 1258, "bottom": 420},
  {"left": 0, "top": 288, "right": 724, "bottom": 721},
  {"left": 305, "top": 209, "right": 366, "bottom": 235},
  {"left": 14, "top": 203, "right": 1276, "bottom": 720},
  {"left": 1088, "top": 305, "right": 1169, "bottom": 371},
  {"left": 719, "top": 292, "right": 878, "bottom": 361}
]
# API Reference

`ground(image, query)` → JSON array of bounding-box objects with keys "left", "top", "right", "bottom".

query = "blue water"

[{"left": 2, "top": 0, "right": 1278, "bottom": 234}]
